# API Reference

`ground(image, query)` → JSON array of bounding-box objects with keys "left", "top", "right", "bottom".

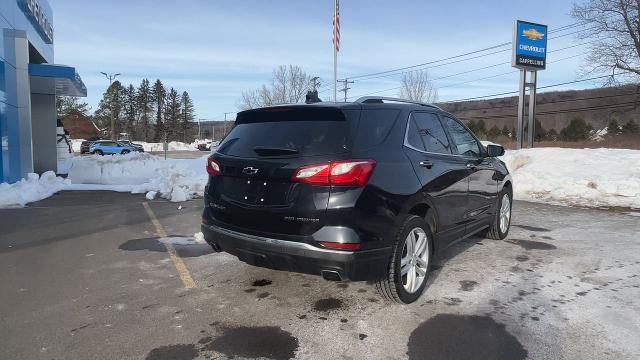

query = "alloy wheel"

[
  {"left": 400, "top": 227, "right": 429, "bottom": 293},
  {"left": 499, "top": 193, "right": 511, "bottom": 234}
]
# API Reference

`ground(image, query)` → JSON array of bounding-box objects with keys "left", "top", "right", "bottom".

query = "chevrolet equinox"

[{"left": 201, "top": 97, "right": 512, "bottom": 304}]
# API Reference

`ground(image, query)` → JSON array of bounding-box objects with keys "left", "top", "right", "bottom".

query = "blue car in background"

[{"left": 90, "top": 140, "right": 144, "bottom": 155}]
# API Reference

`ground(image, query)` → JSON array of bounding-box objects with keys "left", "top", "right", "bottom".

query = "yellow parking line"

[{"left": 142, "top": 202, "right": 196, "bottom": 289}]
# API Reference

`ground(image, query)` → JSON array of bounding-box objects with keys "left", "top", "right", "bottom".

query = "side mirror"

[{"left": 486, "top": 144, "right": 505, "bottom": 157}]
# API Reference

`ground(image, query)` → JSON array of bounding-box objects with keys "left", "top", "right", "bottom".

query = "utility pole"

[
  {"left": 338, "top": 79, "right": 354, "bottom": 102},
  {"left": 101, "top": 72, "right": 121, "bottom": 140}
]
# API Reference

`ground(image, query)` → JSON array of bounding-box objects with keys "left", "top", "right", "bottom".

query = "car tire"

[
  {"left": 94, "top": 150, "right": 103, "bottom": 156},
  {"left": 121, "top": 149, "right": 130, "bottom": 154},
  {"left": 375, "top": 215, "right": 432, "bottom": 304},
  {"left": 484, "top": 186, "right": 513, "bottom": 240}
]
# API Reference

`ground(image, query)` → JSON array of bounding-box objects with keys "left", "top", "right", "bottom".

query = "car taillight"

[
  {"left": 206, "top": 158, "right": 221, "bottom": 176},
  {"left": 292, "top": 159, "right": 376, "bottom": 187}
]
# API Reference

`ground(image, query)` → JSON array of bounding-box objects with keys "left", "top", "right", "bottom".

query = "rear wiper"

[{"left": 253, "top": 146, "right": 299, "bottom": 156}]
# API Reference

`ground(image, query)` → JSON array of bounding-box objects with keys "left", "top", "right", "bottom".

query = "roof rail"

[{"left": 354, "top": 96, "right": 441, "bottom": 109}]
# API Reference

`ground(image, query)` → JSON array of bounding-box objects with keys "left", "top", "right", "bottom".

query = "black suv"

[{"left": 201, "top": 97, "right": 512, "bottom": 303}]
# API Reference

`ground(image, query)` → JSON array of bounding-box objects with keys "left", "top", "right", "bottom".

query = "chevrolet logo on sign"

[{"left": 522, "top": 28, "right": 545, "bottom": 41}]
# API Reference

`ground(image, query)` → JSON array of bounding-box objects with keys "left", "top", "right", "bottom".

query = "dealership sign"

[
  {"left": 18, "top": 0, "right": 54, "bottom": 44},
  {"left": 512, "top": 20, "right": 547, "bottom": 70}
]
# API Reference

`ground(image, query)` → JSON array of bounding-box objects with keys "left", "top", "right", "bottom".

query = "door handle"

[{"left": 419, "top": 160, "right": 433, "bottom": 169}]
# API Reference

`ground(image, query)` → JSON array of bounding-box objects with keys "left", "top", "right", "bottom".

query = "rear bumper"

[{"left": 201, "top": 223, "right": 391, "bottom": 281}]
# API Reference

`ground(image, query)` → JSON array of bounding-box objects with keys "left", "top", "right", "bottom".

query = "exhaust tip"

[
  {"left": 321, "top": 270, "right": 342, "bottom": 282},
  {"left": 208, "top": 241, "right": 222, "bottom": 252}
]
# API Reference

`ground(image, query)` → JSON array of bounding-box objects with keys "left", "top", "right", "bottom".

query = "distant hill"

[{"left": 438, "top": 84, "right": 640, "bottom": 132}]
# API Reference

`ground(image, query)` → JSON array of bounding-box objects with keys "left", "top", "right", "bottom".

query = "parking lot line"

[{"left": 142, "top": 202, "right": 197, "bottom": 289}]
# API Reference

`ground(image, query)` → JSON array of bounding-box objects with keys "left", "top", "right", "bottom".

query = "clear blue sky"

[{"left": 51, "top": 0, "right": 589, "bottom": 120}]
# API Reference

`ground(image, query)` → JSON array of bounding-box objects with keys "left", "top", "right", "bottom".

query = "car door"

[
  {"left": 402, "top": 111, "right": 470, "bottom": 245},
  {"left": 441, "top": 116, "right": 498, "bottom": 233}
]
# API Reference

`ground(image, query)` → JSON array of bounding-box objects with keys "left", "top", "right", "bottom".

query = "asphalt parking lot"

[{"left": 1, "top": 192, "right": 639, "bottom": 360}]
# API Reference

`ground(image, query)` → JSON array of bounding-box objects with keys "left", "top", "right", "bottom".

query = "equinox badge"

[{"left": 242, "top": 166, "right": 259, "bottom": 175}]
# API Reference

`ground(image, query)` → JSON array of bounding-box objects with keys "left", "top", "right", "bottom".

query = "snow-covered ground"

[
  {"left": 1, "top": 148, "right": 639, "bottom": 209},
  {"left": 500, "top": 147, "right": 640, "bottom": 209}
]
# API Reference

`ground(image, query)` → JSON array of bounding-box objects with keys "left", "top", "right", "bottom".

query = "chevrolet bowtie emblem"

[
  {"left": 242, "top": 166, "right": 259, "bottom": 175},
  {"left": 522, "top": 28, "right": 544, "bottom": 40}
]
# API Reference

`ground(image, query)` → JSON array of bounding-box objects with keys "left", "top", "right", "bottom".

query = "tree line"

[
  {"left": 467, "top": 117, "right": 639, "bottom": 142},
  {"left": 57, "top": 79, "right": 196, "bottom": 143}
]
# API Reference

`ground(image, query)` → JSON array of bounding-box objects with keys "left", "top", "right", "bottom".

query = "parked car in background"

[
  {"left": 201, "top": 97, "right": 512, "bottom": 304},
  {"left": 117, "top": 140, "right": 144, "bottom": 152},
  {"left": 80, "top": 140, "right": 93, "bottom": 154},
  {"left": 197, "top": 141, "right": 212, "bottom": 151},
  {"left": 90, "top": 140, "right": 143, "bottom": 155}
]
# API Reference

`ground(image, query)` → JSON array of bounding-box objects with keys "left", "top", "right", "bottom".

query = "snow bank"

[
  {"left": 134, "top": 141, "right": 196, "bottom": 152},
  {"left": 501, "top": 148, "right": 640, "bottom": 208},
  {"left": 0, "top": 171, "right": 70, "bottom": 208},
  {"left": 67, "top": 153, "right": 208, "bottom": 202},
  {"left": 3, "top": 146, "right": 639, "bottom": 209}
]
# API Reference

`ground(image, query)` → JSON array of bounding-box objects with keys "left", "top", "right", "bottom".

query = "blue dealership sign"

[{"left": 512, "top": 20, "right": 547, "bottom": 70}]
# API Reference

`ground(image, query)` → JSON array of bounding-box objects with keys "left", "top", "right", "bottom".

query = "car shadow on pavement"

[{"left": 119, "top": 235, "right": 214, "bottom": 258}]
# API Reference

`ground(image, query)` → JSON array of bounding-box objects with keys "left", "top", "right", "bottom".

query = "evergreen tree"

[
  {"left": 180, "top": 91, "right": 195, "bottom": 142},
  {"left": 501, "top": 125, "right": 509, "bottom": 137},
  {"left": 152, "top": 80, "right": 166, "bottom": 141},
  {"left": 475, "top": 119, "right": 486, "bottom": 136},
  {"left": 94, "top": 81, "right": 124, "bottom": 139},
  {"left": 622, "top": 119, "right": 639, "bottom": 134},
  {"left": 164, "top": 88, "right": 182, "bottom": 141},
  {"left": 534, "top": 119, "right": 546, "bottom": 141},
  {"left": 123, "top": 84, "right": 138, "bottom": 139},
  {"left": 487, "top": 125, "right": 501, "bottom": 139},
  {"left": 56, "top": 96, "right": 90, "bottom": 117},
  {"left": 560, "top": 117, "right": 592, "bottom": 141},
  {"left": 607, "top": 118, "right": 620, "bottom": 135},
  {"left": 137, "top": 79, "right": 153, "bottom": 142}
]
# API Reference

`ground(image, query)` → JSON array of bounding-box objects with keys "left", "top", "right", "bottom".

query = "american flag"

[{"left": 333, "top": 0, "right": 340, "bottom": 52}]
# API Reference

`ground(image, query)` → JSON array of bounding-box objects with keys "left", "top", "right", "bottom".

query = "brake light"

[
  {"left": 206, "top": 158, "right": 221, "bottom": 176},
  {"left": 319, "top": 241, "right": 362, "bottom": 250},
  {"left": 292, "top": 160, "right": 376, "bottom": 186}
]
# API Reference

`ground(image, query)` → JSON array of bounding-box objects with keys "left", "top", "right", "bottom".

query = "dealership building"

[{"left": 1, "top": 0, "right": 86, "bottom": 183}]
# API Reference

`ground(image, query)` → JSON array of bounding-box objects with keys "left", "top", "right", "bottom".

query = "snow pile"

[
  {"left": 0, "top": 171, "right": 70, "bottom": 208},
  {"left": 67, "top": 152, "right": 208, "bottom": 202},
  {"left": 134, "top": 141, "right": 196, "bottom": 152},
  {"left": 501, "top": 147, "right": 640, "bottom": 208},
  {"left": 589, "top": 127, "right": 608, "bottom": 142},
  {"left": 70, "top": 139, "right": 85, "bottom": 152}
]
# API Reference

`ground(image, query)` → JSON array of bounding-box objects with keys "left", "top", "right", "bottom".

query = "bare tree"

[
  {"left": 398, "top": 70, "right": 438, "bottom": 103},
  {"left": 572, "top": 0, "right": 640, "bottom": 84},
  {"left": 238, "top": 65, "right": 311, "bottom": 110}
]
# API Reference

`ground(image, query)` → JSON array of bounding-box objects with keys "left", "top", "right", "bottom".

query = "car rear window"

[{"left": 217, "top": 107, "right": 352, "bottom": 157}]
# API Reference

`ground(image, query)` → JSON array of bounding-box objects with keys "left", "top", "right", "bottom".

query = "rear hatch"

[{"left": 206, "top": 106, "right": 358, "bottom": 237}]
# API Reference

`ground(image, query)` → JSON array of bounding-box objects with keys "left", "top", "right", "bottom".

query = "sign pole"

[
  {"left": 527, "top": 71, "right": 537, "bottom": 148},
  {"left": 516, "top": 70, "right": 526, "bottom": 150},
  {"left": 333, "top": 0, "right": 338, "bottom": 103},
  {"left": 512, "top": 19, "right": 546, "bottom": 149}
]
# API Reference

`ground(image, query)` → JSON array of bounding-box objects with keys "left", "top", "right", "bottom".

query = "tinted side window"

[
  {"left": 443, "top": 117, "right": 481, "bottom": 157},
  {"left": 412, "top": 112, "right": 451, "bottom": 154},
  {"left": 353, "top": 109, "right": 400, "bottom": 150},
  {"left": 405, "top": 117, "right": 425, "bottom": 151}
]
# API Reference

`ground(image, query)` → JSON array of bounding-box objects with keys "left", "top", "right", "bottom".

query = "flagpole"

[{"left": 333, "top": 0, "right": 337, "bottom": 102}]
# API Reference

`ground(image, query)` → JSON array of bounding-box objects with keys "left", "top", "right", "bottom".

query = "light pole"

[{"left": 101, "top": 72, "right": 121, "bottom": 140}]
